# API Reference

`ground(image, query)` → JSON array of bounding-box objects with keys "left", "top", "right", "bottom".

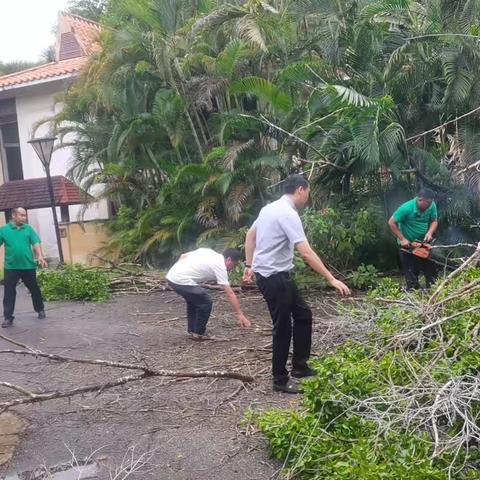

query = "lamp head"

[{"left": 28, "top": 136, "right": 57, "bottom": 168}]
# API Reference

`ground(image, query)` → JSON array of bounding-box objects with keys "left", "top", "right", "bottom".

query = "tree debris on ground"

[{"left": 256, "top": 244, "right": 480, "bottom": 479}]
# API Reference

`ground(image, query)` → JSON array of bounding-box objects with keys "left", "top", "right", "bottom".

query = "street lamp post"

[{"left": 28, "top": 136, "right": 64, "bottom": 264}]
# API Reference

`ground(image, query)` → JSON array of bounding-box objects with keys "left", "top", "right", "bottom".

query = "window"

[{"left": 0, "top": 98, "right": 23, "bottom": 181}]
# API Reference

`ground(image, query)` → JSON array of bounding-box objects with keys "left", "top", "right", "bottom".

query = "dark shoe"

[
  {"left": 190, "top": 332, "right": 216, "bottom": 341},
  {"left": 291, "top": 366, "right": 317, "bottom": 378},
  {"left": 2, "top": 318, "right": 13, "bottom": 328},
  {"left": 38, "top": 311, "right": 46, "bottom": 319},
  {"left": 273, "top": 380, "right": 303, "bottom": 394}
]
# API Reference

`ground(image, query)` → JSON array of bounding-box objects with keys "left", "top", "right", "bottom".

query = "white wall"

[{"left": 14, "top": 80, "right": 109, "bottom": 261}]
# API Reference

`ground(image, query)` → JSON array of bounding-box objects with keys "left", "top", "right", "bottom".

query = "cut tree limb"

[{"left": 0, "top": 333, "right": 255, "bottom": 411}]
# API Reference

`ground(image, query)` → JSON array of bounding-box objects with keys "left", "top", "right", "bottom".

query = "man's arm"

[
  {"left": 33, "top": 243, "right": 48, "bottom": 268},
  {"left": 223, "top": 285, "right": 251, "bottom": 327},
  {"left": 424, "top": 220, "right": 439, "bottom": 242},
  {"left": 388, "top": 216, "right": 410, "bottom": 247},
  {"left": 296, "top": 240, "right": 350, "bottom": 296},
  {"left": 242, "top": 225, "right": 257, "bottom": 283}
]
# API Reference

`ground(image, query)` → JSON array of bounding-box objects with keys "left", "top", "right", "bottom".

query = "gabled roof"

[
  {"left": 0, "top": 13, "right": 101, "bottom": 91},
  {"left": 0, "top": 176, "right": 93, "bottom": 211},
  {"left": 0, "top": 58, "right": 86, "bottom": 90},
  {"left": 57, "top": 13, "right": 102, "bottom": 60}
]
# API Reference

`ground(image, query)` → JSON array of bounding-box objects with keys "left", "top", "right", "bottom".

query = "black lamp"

[{"left": 28, "top": 136, "right": 64, "bottom": 264}]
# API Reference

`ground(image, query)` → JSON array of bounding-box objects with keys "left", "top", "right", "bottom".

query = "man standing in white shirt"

[
  {"left": 243, "top": 175, "right": 350, "bottom": 393},
  {"left": 166, "top": 248, "right": 251, "bottom": 339}
]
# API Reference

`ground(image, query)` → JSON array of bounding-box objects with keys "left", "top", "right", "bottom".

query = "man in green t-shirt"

[
  {"left": 0, "top": 207, "right": 48, "bottom": 328},
  {"left": 388, "top": 189, "right": 439, "bottom": 290}
]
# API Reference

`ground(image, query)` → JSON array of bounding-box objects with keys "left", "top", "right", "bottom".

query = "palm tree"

[{"left": 53, "top": 0, "right": 479, "bottom": 264}]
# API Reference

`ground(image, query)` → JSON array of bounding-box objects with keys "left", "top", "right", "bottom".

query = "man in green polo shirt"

[
  {"left": 0, "top": 207, "right": 48, "bottom": 327},
  {"left": 388, "top": 189, "right": 439, "bottom": 290}
]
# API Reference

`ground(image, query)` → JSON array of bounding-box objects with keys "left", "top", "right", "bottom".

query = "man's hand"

[
  {"left": 37, "top": 257, "right": 48, "bottom": 268},
  {"left": 242, "top": 267, "right": 254, "bottom": 284},
  {"left": 329, "top": 279, "right": 351, "bottom": 296},
  {"left": 424, "top": 232, "right": 433, "bottom": 243},
  {"left": 400, "top": 239, "right": 410, "bottom": 248},
  {"left": 236, "top": 312, "right": 252, "bottom": 328}
]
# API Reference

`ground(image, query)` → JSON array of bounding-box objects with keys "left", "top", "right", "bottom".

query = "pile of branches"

[
  {"left": 90, "top": 261, "right": 241, "bottom": 295},
  {"left": 361, "top": 244, "right": 480, "bottom": 465},
  {"left": 256, "top": 243, "right": 480, "bottom": 479}
]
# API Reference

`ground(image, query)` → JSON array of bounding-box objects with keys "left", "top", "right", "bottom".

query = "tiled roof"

[
  {"left": 0, "top": 13, "right": 101, "bottom": 90},
  {"left": 59, "top": 32, "right": 83, "bottom": 60},
  {"left": 0, "top": 176, "right": 93, "bottom": 211},
  {"left": 0, "top": 58, "right": 86, "bottom": 89},
  {"left": 60, "top": 13, "right": 102, "bottom": 57}
]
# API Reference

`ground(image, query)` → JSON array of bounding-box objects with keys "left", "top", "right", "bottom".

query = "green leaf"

[{"left": 230, "top": 76, "right": 292, "bottom": 112}]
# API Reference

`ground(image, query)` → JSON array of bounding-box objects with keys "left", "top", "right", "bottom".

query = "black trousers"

[
  {"left": 399, "top": 250, "right": 437, "bottom": 290},
  {"left": 3, "top": 269, "right": 45, "bottom": 320},
  {"left": 256, "top": 272, "right": 313, "bottom": 385},
  {"left": 167, "top": 281, "right": 213, "bottom": 335}
]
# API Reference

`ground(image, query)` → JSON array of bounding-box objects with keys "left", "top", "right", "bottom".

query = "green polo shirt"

[
  {"left": 0, "top": 222, "right": 41, "bottom": 270},
  {"left": 392, "top": 198, "right": 438, "bottom": 243}
]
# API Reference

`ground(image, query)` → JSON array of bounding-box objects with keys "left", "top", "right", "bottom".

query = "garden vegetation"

[{"left": 52, "top": 0, "right": 479, "bottom": 269}]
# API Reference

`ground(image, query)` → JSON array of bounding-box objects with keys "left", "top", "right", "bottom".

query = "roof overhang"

[
  {"left": 0, "top": 176, "right": 94, "bottom": 211},
  {"left": 0, "top": 73, "right": 77, "bottom": 94}
]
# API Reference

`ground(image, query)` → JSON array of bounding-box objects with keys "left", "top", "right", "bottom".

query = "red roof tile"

[
  {"left": 0, "top": 13, "right": 102, "bottom": 90},
  {"left": 62, "top": 13, "right": 102, "bottom": 56},
  {"left": 0, "top": 176, "right": 93, "bottom": 211},
  {"left": 0, "top": 58, "right": 86, "bottom": 89}
]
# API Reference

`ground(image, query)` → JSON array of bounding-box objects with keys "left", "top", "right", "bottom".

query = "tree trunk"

[{"left": 342, "top": 171, "right": 351, "bottom": 195}]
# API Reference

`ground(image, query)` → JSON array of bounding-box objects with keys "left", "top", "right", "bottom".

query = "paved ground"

[{"left": 0, "top": 284, "right": 362, "bottom": 479}]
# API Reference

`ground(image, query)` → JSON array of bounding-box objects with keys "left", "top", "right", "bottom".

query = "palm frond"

[
  {"left": 189, "top": 6, "right": 244, "bottom": 38},
  {"left": 230, "top": 76, "right": 292, "bottom": 112},
  {"left": 236, "top": 15, "right": 268, "bottom": 52},
  {"left": 277, "top": 61, "right": 328, "bottom": 85},
  {"left": 225, "top": 183, "right": 254, "bottom": 223},
  {"left": 443, "top": 47, "right": 474, "bottom": 106},
  {"left": 326, "top": 85, "right": 375, "bottom": 107},
  {"left": 223, "top": 139, "right": 255, "bottom": 170},
  {"left": 217, "top": 39, "right": 250, "bottom": 78}
]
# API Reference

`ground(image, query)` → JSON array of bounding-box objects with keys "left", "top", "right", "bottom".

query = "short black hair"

[
  {"left": 283, "top": 174, "right": 309, "bottom": 194},
  {"left": 418, "top": 188, "right": 435, "bottom": 200},
  {"left": 223, "top": 248, "right": 243, "bottom": 262}
]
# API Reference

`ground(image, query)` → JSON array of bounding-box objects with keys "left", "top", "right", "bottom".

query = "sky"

[{"left": 0, "top": 0, "right": 70, "bottom": 63}]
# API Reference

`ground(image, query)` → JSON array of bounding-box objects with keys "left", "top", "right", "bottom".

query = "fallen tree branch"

[
  {"left": 0, "top": 372, "right": 147, "bottom": 410},
  {"left": 428, "top": 242, "right": 480, "bottom": 306},
  {"left": 0, "top": 347, "right": 254, "bottom": 382},
  {"left": 238, "top": 113, "right": 347, "bottom": 172},
  {"left": 430, "top": 243, "right": 477, "bottom": 250},
  {"left": 0, "top": 381, "right": 37, "bottom": 398},
  {"left": 0, "top": 333, "right": 255, "bottom": 411},
  {"left": 396, "top": 306, "right": 480, "bottom": 341},
  {"left": 406, "top": 105, "right": 480, "bottom": 142}
]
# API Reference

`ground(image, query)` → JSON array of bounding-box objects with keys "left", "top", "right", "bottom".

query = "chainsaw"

[
  {"left": 400, "top": 240, "right": 474, "bottom": 271},
  {"left": 400, "top": 240, "right": 433, "bottom": 259}
]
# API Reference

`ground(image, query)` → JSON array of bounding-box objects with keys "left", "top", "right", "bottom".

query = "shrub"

[
  {"left": 302, "top": 205, "right": 393, "bottom": 271},
  {"left": 368, "top": 276, "right": 402, "bottom": 298},
  {"left": 37, "top": 264, "right": 110, "bottom": 302},
  {"left": 350, "top": 264, "right": 379, "bottom": 289}
]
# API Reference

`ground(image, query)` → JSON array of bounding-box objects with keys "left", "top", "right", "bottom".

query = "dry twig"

[{"left": 0, "top": 334, "right": 254, "bottom": 411}]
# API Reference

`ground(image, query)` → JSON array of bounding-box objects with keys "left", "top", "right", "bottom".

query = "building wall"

[
  {"left": 12, "top": 80, "right": 109, "bottom": 261},
  {"left": 60, "top": 221, "right": 108, "bottom": 265}
]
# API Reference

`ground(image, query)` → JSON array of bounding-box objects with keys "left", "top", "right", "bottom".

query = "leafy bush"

[
  {"left": 101, "top": 206, "right": 142, "bottom": 262},
  {"left": 38, "top": 264, "right": 111, "bottom": 302},
  {"left": 254, "top": 267, "right": 480, "bottom": 479},
  {"left": 302, "top": 205, "right": 393, "bottom": 271},
  {"left": 368, "top": 276, "right": 402, "bottom": 299},
  {"left": 350, "top": 264, "right": 379, "bottom": 289}
]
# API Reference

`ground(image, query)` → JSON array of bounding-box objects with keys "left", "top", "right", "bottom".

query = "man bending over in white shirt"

[{"left": 166, "top": 248, "right": 251, "bottom": 340}]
